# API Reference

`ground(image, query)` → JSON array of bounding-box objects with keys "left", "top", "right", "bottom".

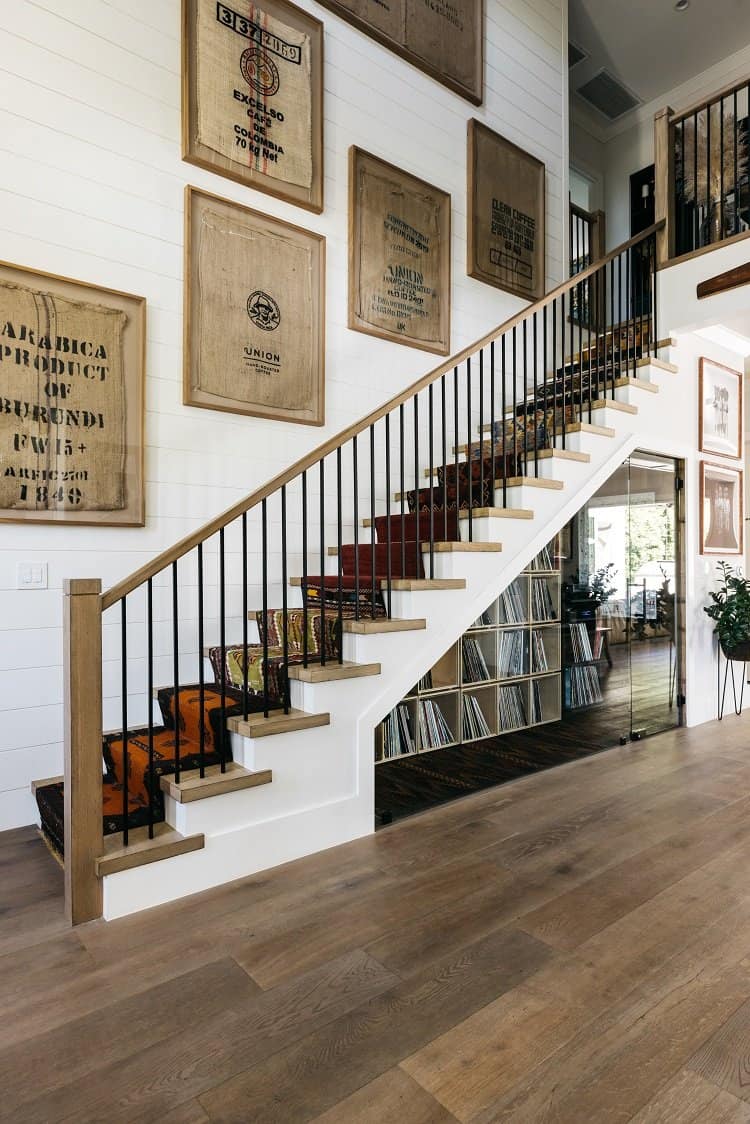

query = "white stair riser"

[
  {"left": 459, "top": 516, "right": 529, "bottom": 544},
  {"left": 614, "top": 383, "right": 658, "bottom": 408},
  {"left": 289, "top": 674, "right": 380, "bottom": 714}
]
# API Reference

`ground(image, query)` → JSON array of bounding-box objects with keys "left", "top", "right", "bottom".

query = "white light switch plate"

[{"left": 16, "top": 562, "right": 48, "bottom": 589}]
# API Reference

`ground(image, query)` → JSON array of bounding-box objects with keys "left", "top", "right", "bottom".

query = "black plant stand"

[{"left": 717, "top": 648, "right": 747, "bottom": 719}]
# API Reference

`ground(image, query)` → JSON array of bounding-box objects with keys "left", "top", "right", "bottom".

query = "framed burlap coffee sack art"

[
  {"left": 182, "top": 0, "right": 324, "bottom": 212},
  {"left": 184, "top": 186, "right": 325, "bottom": 425},
  {"left": 317, "top": 0, "right": 483, "bottom": 104},
  {"left": 467, "top": 120, "right": 546, "bottom": 302},
  {"left": 349, "top": 148, "right": 451, "bottom": 356},
  {"left": 0, "top": 260, "right": 145, "bottom": 526}
]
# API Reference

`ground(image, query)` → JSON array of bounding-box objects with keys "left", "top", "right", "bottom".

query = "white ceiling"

[{"left": 570, "top": 0, "right": 750, "bottom": 129}]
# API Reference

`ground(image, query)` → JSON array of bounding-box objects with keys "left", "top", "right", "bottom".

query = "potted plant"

[{"left": 704, "top": 561, "right": 750, "bottom": 660}]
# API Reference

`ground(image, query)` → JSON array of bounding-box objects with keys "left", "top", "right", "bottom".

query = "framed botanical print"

[
  {"left": 184, "top": 186, "right": 325, "bottom": 425},
  {"left": 467, "top": 120, "right": 546, "bottom": 301},
  {"left": 699, "top": 356, "right": 742, "bottom": 459},
  {"left": 349, "top": 147, "right": 451, "bottom": 356},
  {"left": 0, "top": 260, "right": 145, "bottom": 526},
  {"left": 182, "top": 0, "right": 324, "bottom": 213},
  {"left": 700, "top": 461, "right": 743, "bottom": 555},
  {"left": 315, "top": 0, "right": 483, "bottom": 105}
]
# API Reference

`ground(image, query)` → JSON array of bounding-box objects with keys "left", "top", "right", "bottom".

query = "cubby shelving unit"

[{"left": 375, "top": 540, "right": 562, "bottom": 763}]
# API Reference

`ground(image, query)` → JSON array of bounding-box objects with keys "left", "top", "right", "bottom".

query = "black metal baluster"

[
  {"left": 694, "top": 111, "right": 699, "bottom": 251},
  {"left": 428, "top": 383, "right": 435, "bottom": 571},
  {"left": 261, "top": 499, "right": 269, "bottom": 717},
  {"left": 501, "top": 336, "right": 507, "bottom": 507},
  {"left": 551, "top": 301, "right": 557, "bottom": 447},
  {"left": 172, "top": 561, "right": 180, "bottom": 785},
  {"left": 197, "top": 546, "right": 205, "bottom": 777},
  {"left": 399, "top": 405, "right": 405, "bottom": 579},
  {"left": 319, "top": 460, "right": 326, "bottom": 664},
  {"left": 385, "top": 415, "right": 392, "bottom": 615},
  {"left": 533, "top": 312, "right": 538, "bottom": 467},
  {"left": 147, "top": 579, "right": 154, "bottom": 833},
  {"left": 414, "top": 395, "right": 421, "bottom": 569},
  {"left": 512, "top": 328, "right": 518, "bottom": 470},
  {"left": 466, "top": 358, "right": 473, "bottom": 536},
  {"left": 121, "top": 596, "right": 129, "bottom": 848},
  {"left": 617, "top": 253, "right": 623, "bottom": 379},
  {"left": 609, "top": 258, "right": 615, "bottom": 397},
  {"left": 281, "top": 485, "right": 290, "bottom": 712},
  {"left": 241, "top": 514, "right": 247, "bottom": 725},
  {"left": 626, "top": 243, "right": 632, "bottom": 380},
  {"left": 219, "top": 528, "right": 226, "bottom": 770},
  {"left": 706, "top": 103, "right": 711, "bottom": 246},
  {"left": 441, "top": 374, "right": 448, "bottom": 540},
  {"left": 353, "top": 436, "right": 360, "bottom": 614},
  {"left": 490, "top": 342, "right": 496, "bottom": 509},
  {"left": 336, "top": 449, "right": 343, "bottom": 661},
  {"left": 522, "top": 321, "right": 530, "bottom": 477},
  {"left": 478, "top": 350, "right": 484, "bottom": 514},
  {"left": 370, "top": 424, "right": 377, "bottom": 614},
  {"left": 652, "top": 233, "right": 659, "bottom": 358},
  {"left": 720, "top": 96, "right": 725, "bottom": 242},
  {"left": 734, "top": 89, "right": 739, "bottom": 235},
  {"left": 559, "top": 296, "right": 566, "bottom": 447},
  {"left": 589, "top": 270, "right": 595, "bottom": 419},
  {"left": 301, "top": 471, "right": 308, "bottom": 669},
  {"left": 542, "top": 308, "right": 549, "bottom": 446},
  {"left": 454, "top": 365, "right": 460, "bottom": 521}
]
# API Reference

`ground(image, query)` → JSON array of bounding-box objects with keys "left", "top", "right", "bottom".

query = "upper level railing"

[
  {"left": 655, "top": 76, "right": 750, "bottom": 264},
  {"left": 569, "top": 201, "right": 606, "bottom": 327},
  {"left": 62, "top": 222, "right": 661, "bottom": 923}
]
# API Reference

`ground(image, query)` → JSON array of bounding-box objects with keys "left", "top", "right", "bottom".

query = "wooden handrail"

[
  {"left": 101, "top": 221, "right": 662, "bottom": 610},
  {"left": 670, "top": 74, "right": 750, "bottom": 126}
]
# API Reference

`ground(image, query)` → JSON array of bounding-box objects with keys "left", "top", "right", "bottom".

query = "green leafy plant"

[
  {"left": 704, "top": 562, "right": 750, "bottom": 656},
  {"left": 589, "top": 563, "right": 618, "bottom": 605}
]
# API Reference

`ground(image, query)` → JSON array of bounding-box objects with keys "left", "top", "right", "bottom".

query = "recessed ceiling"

[{"left": 570, "top": 0, "right": 750, "bottom": 129}]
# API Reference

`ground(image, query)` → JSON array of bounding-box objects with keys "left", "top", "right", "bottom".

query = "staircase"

[{"left": 41, "top": 222, "right": 677, "bottom": 922}]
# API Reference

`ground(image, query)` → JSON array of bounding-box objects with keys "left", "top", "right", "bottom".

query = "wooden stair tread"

[
  {"left": 419, "top": 541, "right": 502, "bottom": 553},
  {"left": 384, "top": 578, "right": 466, "bottom": 591},
  {"left": 563, "top": 421, "right": 616, "bottom": 437},
  {"left": 504, "top": 476, "right": 564, "bottom": 490},
  {"left": 160, "top": 762, "right": 272, "bottom": 803},
  {"left": 614, "top": 377, "right": 659, "bottom": 393},
  {"left": 287, "top": 660, "right": 381, "bottom": 682},
  {"left": 635, "top": 356, "right": 678, "bottom": 373},
  {"left": 528, "top": 448, "right": 590, "bottom": 462},
  {"left": 590, "top": 399, "right": 638, "bottom": 415},
  {"left": 31, "top": 775, "right": 64, "bottom": 793},
  {"left": 96, "top": 823, "right": 204, "bottom": 876},
  {"left": 342, "top": 617, "right": 426, "bottom": 634},
  {"left": 227, "top": 707, "right": 330, "bottom": 739},
  {"left": 458, "top": 507, "right": 534, "bottom": 520}
]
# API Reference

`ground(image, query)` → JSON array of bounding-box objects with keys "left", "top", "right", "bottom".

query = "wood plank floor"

[{"left": 4, "top": 717, "right": 750, "bottom": 1122}]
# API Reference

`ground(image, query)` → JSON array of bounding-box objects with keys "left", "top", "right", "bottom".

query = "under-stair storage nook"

[{"left": 375, "top": 539, "right": 562, "bottom": 764}]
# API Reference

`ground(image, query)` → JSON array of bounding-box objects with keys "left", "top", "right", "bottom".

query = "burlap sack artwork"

[
  {"left": 195, "top": 207, "right": 317, "bottom": 418},
  {"left": 0, "top": 279, "right": 127, "bottom": 513},
  {"left": 196, "top": 0, "right": 313, "bottom": 191},
  {"left": 318, "top": 0, "right": 481, "bottom": 101},
  {"left": 354, "top": 161, "right": 448, "bottom": 352},
  {"left": 471, "top": 123, "right": 545, "bottom": 301}
]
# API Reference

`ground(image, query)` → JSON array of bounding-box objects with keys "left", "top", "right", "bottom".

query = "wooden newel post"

[
  {"left": 63, "top": 578, "right": 104, "bottom": 925},
  {"left": 654, "top": 106, "right": 675, "bottom": 267}
]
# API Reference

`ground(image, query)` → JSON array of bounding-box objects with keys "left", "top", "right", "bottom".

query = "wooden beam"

[
  {"left": 654, "top": 106, "right": 675, "bottom": 267},
  {"left": 63, "top": 578, "right": 104, "bottom": 925},
  {"left": 697, "top": 262, "right": 750, "bottom": 300}
]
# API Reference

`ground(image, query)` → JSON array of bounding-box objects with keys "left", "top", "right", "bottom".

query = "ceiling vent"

[
  {"left": 576, "top": 68, "right": 640, "bottom": 120},
  {"left": 568, "top": 41, "right": 587, "bottom": 68}
]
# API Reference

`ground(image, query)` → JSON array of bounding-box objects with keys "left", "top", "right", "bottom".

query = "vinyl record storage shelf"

[{"left": 375, "top": 543, "right": 562, "bottom": 763}]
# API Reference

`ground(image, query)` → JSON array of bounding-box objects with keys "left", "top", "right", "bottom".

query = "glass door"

[{"left": 626, "top": 452, "right": 681, "bottom": 740}]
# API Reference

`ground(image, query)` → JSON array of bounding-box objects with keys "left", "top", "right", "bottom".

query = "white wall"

[{"left": 0, "top": 0, "right": 569, "bottom": 829}]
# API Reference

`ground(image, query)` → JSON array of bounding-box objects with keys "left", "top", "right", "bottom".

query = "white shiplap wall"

[{"left": 0, "top": 0, "right": 568, "bottom": 829}]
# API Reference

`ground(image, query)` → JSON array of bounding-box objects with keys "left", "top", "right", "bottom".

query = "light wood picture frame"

[
  {"left": 182, "top": 0, "right": 324, "bottom": 213},
  {"left": 316, "top": 0, "right": 483, "bottom": 105},
  {"left": 348, "top": 147, "right": 451, "bottom": 356},
  {"left": 699, "top": 356, "right": 742, "bottom": 460},
  {"left": 184, "top": 186, "right": 325, "bottom": 426},
  {"left": 467, "top": 119, "right": 546, "bottom": 301},
  {"left": 700, "top": 460, "right": 743, "bottom": 555},
  {"left": 0, "top": 259, "right": 145, "bottom": 527}
]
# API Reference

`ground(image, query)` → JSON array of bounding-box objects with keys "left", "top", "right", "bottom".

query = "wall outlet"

[{"left": 16, "top": 562, "right": 48, "bottom": 589}]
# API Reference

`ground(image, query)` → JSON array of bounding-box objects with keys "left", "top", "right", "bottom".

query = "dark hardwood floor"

[{"left": 4, "top": 716, "right": 750, "bottom": 1122}]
